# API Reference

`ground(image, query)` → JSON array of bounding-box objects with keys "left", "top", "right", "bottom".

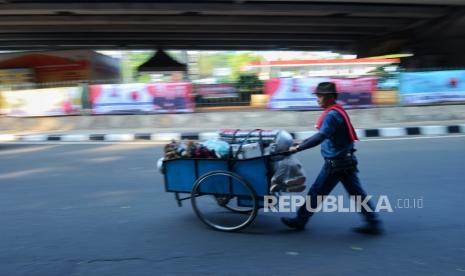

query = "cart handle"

[{"left": 268, "top": 150, "right": 296, "bottom": 157}]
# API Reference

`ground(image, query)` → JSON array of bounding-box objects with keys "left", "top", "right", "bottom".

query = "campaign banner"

[
  {"left": 399, "top": 70, "right": 465, "bottom": 104},
  {"left": 90, "top": 82, "right": 194, "bottom": 114},
  {"left": 265, "top": 77, "right": 376, "bottom": 110},
  {"left": 330, "top": 77, "right": 377, "bottom": 108},
  {"left": 265, "top": 77, "right": 328, "bottom": 110},
  {"left": 195, "top": 84, "right": 238, "bottom": 99},
  {"left": 1, "top": 87, "right": 82, "bottom": 117}
]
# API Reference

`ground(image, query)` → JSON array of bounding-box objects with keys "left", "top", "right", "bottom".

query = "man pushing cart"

[{"left": 160, "top": 82, "right": 382, "bottom": 235}]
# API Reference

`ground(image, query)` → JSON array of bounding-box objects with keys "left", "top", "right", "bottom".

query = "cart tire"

[{"left": 191, "top": 170, "right": 258, "bottom": 232}]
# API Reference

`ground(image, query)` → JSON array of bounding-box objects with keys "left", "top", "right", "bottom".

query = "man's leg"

[
  {"left": 340, "top": 170, "right": 382, "bottom": 234},
  {"left": 282, "top": 162, "right": 340, "bottom": 229},
  {"left": 340, "top": 170, "right": 378, "bottom": 222}
]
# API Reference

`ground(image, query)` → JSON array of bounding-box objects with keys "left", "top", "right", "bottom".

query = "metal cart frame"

[{"left": 163, "top": 154, "right": 281, "bottom": 232}]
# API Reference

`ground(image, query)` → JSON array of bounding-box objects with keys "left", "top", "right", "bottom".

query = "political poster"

[
  {"left": 90, "top": 82, "right": 194, "bottom": 114},
  {"left": 265, "top": 77, "right": 328, "bottom": 110},
  {"left": 330, "top": 77, "right": 377, "bottom": 108},
  {"left": 265, "top": 77, "right": 376, "bottom": 110},
  {"left": 399, "top": 70, "right": 465, "bottom": 104},
  {"left": 1, "top": 87, "right": 82, "bottom": 117}
]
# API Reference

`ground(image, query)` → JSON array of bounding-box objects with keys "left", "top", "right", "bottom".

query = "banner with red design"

[
  {"left": 330, "top": 77, "right": 377, "bottom": 108},
  {"left": 89, "top": 82, "right": 194, "bottom": 114},
  {"left": 265, "top": 77, "right": 377, "bottom": 110},
  {"left": 399, "top": 70, "right": 465, "bottom": 103},
  {"left": 1, "top": 87, "right": 82, "bottom": 117}
]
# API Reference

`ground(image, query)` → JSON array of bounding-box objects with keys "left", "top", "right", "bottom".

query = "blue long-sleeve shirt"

[{"left": 299, "top": 110, "right": 354, "bottom": 158}]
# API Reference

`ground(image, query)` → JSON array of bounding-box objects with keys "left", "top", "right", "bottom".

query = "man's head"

[{"left": 314, "top": 82, "right": 338, "bottom": 108}]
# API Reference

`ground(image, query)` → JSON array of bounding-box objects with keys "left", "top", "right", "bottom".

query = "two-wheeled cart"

[{"left": 163, "top": 152, "right": 292, "bottom": 232}]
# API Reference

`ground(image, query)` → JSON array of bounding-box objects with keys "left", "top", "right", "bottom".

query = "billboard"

[
  {"left": 90, "top": 82, "right": 194, "bottom": 114},
  {"left": 400, "top": 70, "right": 465, "bottom": 104},
  {"left": 265, "top": 77, "right": 377, "bottom": 110},
  {"left": 330, "top": 77, "right": 377, "bottom": 108},
  {"left": 265, "top": 77, "right": 327, "bottom": 109},
  {"left": 1, "top": 87, "right": 82, "bottom": 117}
]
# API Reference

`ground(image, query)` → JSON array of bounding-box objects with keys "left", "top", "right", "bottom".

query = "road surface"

[{"left": 0, "top": 136, "right": 464, "bottom": 275}]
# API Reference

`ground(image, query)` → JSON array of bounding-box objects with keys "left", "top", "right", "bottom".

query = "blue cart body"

[{"left": 164, "top": 156, "right": 273, "bottom": 206}]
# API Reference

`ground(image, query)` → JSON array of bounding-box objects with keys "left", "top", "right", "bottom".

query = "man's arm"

[{"left": 291, "top": 132, "right": 326, "bottom": 152}]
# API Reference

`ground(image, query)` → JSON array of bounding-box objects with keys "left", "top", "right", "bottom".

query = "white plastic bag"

[
  {"left": 271, "top": 155, "right": 306, "bottom": 192},
  {"left": 202, "top": 139, "right": 230, "bottom": 159}
]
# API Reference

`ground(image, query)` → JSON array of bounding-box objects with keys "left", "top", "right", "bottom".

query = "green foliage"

[
  {"left": 136, "top": 73, "right": 152, "bottom": 83},
  {"left": 197, "top": 53, "right": 230, "bottom": 77},
  {"left": 227, "top": 52, "right": 264, "bottom": 81},
  {"left": 121, "top": 51, "right": 264, "bottom": 83},
  {"left": 369, "top": 66, "right": 389, "bottom": 77},
  {"left": 237, "top": 74, "right": 263, "bottom": 94},
  {"left": 121, "top": 51, "right": 154, "bottom": 82}
]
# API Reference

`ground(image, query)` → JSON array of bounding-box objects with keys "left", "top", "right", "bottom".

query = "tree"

[
  {"left": 121, "top": 51, "right": 154, "bottom": 82},
  {"left": 228, "top": 52, "right": 264, "bottom": 81},
  {"left": 197, "top": 52, "right": 230, "bottom": 77}
]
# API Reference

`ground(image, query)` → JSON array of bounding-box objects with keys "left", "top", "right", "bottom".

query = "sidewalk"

[{"left": 1, "top": 104, "right": 465, "bottom": 142}]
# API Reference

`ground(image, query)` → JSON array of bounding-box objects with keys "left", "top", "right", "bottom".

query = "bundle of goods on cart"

[
  {"left": 158, "top": 129, "right": 306, "bottom": 193},
  {"left": 163, "top": 139, "right": 229, "bottom": 160}
]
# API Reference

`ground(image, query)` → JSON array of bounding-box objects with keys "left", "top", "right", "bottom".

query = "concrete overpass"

[{"left": 1, "top": 0, "right": 465, "bottom": 67}]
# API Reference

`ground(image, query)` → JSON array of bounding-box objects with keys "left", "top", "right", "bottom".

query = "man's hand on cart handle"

[{"left": 289, "top": 144, "right": 300, "bottom": 153}]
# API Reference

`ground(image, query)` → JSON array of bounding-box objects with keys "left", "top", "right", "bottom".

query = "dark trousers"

[{"left": 297, "top": 157, "right": 379, "bottom": 223}]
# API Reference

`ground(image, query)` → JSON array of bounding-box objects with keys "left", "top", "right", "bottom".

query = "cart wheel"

[{"left": 191, "top": 170, "right": 258, "bottom": 232}]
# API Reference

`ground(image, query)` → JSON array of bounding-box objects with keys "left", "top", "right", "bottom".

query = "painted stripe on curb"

[
  {"left": 21, "top": 135, "right": 48, "bottom": 142},
  {"left": 0, "top": 134, "right": 17, "bottom": 141},
  {"left": 135, "top": 134, "right": 152, "bottom": 140},
  {"left": 420, "top": 126, "right": 447, "bottom": 135},
  {"left": 61, "top": 134, "right": 90, "bottom": 142},
  {"left": 355, "top": 129, "right": 365, "bottom": 139},
  {"left": 47, "top": 135, "right": 62, "bottom": 141},
  {"left": 365, "top": 129, "right": 380, "bottom": 137},
  {"left": 4, "top": 124, "right": 465, "bottom": 144},
  {"left": 89, "top": 134, "right": 105, "bottom": 141},
  {"left": 151, "top": 133, "right": 181, "bottom": 141},
  {"left": 104, "top": 134, "right": 135, "bottom": 141},
  {"left": 379, "top": 127, "right": 407, "bottom": 137},
  {"left": 181, "top": 133, "right": 200, "bottom": 140},
  {"left": 406, "top": 127, "right": 421, "bottom": 135},
  {"left": 447, "top": 125, "right": 461, "bottom": 134}
]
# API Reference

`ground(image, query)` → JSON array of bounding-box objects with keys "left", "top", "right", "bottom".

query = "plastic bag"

[
  {"left": 202, "top": 139, "right": 230, "bottom": 159},
  {"left": 270, "top": 155, "right": 306, "bottom": 193},
  {"left": 273, "top": 130, "right": 293, "bottom": 153},
  {"left": 157, "top": 157, "right": 165, "bottom": 174}
]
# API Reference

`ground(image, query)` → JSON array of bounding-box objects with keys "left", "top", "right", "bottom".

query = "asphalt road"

[{"left": 0, "top": 136, "right": 464, "bottom": 276}]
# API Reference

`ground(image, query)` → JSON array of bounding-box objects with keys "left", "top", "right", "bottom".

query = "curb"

[{"left": 0, "top": 125, "right": 464, "bottom": 142}]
